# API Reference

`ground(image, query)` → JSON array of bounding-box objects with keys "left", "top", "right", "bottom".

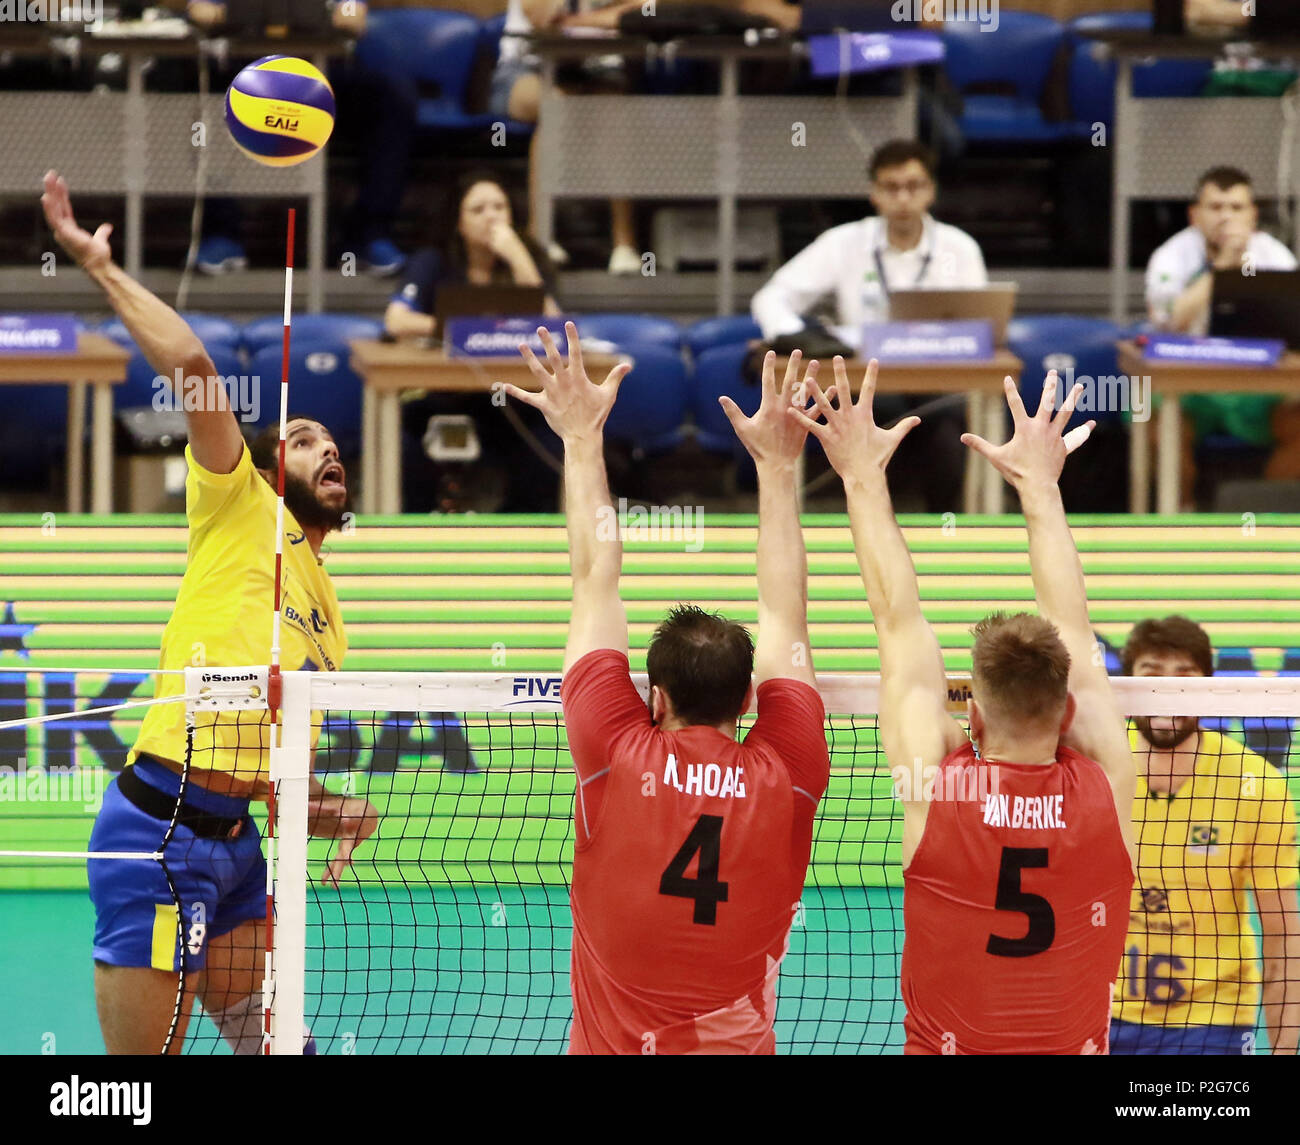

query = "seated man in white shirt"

[
  {"left": 1146, "top": 165, "right": 1299, "bottom": 505},
  {"left": 750, "top": 140, "right": 987, "bottom": 511}
]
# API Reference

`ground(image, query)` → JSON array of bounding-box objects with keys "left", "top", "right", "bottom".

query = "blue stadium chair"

[
  {"left": 942, "top": 12, "right": 1071, "bottom": 143},
  {"left": 248, "top": 340, "right": 365, "bottom": 459},
  {"left": 1005, "top": 315, "right": 1126, "bottom": 431},
  {"left": 356, "top": 9, "right": 484, "bottom": 132},
  {"left": 1068, "top": 12, "right": 1212, "bottom": 131},
  {"left": 99, "top": 313, "right": 241, "bottom": 352},
  {"left": 691, "top": 343, "right": 755, "bottom": 455},
  {"left": 0, "top": 385, "right": 78, "bottom": 488},
  {"left": 684, "top": 315, "right": 762, "bottom": 360},
  {"left": 117, "top": 344, "right": 245, "bottom": 412},
  {"left": 241, "top": 313, "right": 382, "bottom": 357},
  {"left": 603, "top": 345, "right": 690, "bottom": 452},
  {"left": 572, "top": 313, "right": 684, "bottom": 354},
  {"left": 1282, "top": 650, "right": 1300, "bottom": 675},
  {"left": 1210, "top": 646, "right": 1298, "bottom": 768}
]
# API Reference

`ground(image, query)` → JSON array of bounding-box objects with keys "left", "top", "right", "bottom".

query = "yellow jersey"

[
  {"left": 129, "top": 443, "right": 348, "bottom": 780},
  {"left": 1112, "top": 728, "right": 1299, "bottom": 1028}
]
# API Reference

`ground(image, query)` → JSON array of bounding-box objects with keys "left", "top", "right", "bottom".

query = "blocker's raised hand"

[
  {"left": 720, "top": 348, "right": 820, "bottom": 467},
  {"left": 41, "top": 171, "right": 113, "bottom": 273},
  {"left": 961, "top": 371, "right": 1095, "bottom": 490},
  {"left": 787, "top": 356, "right": 920, "bottom": 485},
  {"left": 505, "top": 321, "right": 632, "bottom": 442}
]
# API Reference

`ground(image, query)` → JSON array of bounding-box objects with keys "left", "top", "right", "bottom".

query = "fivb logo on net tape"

[{"left": 0, "top": 0, "right": 105, "bottom": 26}]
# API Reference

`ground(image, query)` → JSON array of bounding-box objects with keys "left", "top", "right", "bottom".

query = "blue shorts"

[
  {"left": 87, "top": 758, "right": 265, "bottom": 973},
  {"left": 488, "top": 58, "right": 538, "bottom": 119},
  {"left": 1110, "top": 1019, "right": 1255, "bottom": 1055}
]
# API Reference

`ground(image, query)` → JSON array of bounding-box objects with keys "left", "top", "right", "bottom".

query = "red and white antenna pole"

[{"left": 263, "top": 207, "right": 295, "bottom": 1054}]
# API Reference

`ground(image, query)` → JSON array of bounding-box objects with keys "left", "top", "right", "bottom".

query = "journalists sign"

[
  {"left": 1142, "top": 334, "right": 1285, "bottom": 368},
  {"left": 445, "top": 317, "right": 570, "bottom": 359},
  {"left": 861, "top": 320, "right": 994, "bottom": 362},
  {"left": 0, "top": 313, "right": 78, "bottom": 354}
]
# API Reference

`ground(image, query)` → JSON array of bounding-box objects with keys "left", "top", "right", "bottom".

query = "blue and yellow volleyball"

[{"left": 224, "top": 55, "right": 335, "bottom": 168}]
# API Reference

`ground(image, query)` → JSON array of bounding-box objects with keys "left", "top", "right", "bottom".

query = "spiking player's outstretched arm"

[
  {"left": 40, "top": 170, "right": 243, "bottom": 475},
  {"left": 963, "top": 374, "right": 1136, "bottom": 853},
  {"left": 507, "top": 323, "right": 633, "bottom": 672},
  {"left": 791, "top": 358, "right": 966, "bottom": 853},
  {"left": 721, "top": 350, "right": 820, "bottom": 687}
]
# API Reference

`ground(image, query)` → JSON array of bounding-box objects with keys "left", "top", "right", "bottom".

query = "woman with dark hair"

[
  {"left": 384, "top": 172, "right": 559, "bottom": 339},
  {"left": 384, "top": 172, "right": 562, "bottom": 513}
]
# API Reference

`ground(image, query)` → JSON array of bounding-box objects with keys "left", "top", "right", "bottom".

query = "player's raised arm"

[
  {"left": 720, "top": 350, "right": 819, "bottom": 687},
  {"left": 791, "top": 358, "right": 967, "bottom": 819},
  {"left": 40, "top": 170, "right": 242, "bottom": 475},
  {"left": 962, "top": 375, "right": 1136, "bottom": 838},
  {"left": 506, "top": 322, "right": 633, "bottom": 671}
]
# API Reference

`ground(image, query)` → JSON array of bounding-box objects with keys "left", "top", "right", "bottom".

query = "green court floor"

[{"left": 0, "top": 886, "right": 904, "bottom": 1054}]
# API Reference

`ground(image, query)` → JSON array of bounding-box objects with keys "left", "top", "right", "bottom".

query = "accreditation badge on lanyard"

[{"left": 872, "top": 244, "right": 934, "bottom": 299}]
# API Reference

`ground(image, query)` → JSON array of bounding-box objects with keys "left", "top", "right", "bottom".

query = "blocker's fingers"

[
  {"left": 536, "top": 326, "right": 565, "bottom": 375},
  {"left": 858, "top": 358, "right": 880, "bottom": 416},
  {"left": 1063, "top": 420, "right": 1096, "bottom": 454},
  {"left": 1002, "top": 375, "right": 1029, "bottom": 423},
  {"left": 960, "top": 431, "right": 999, "bottom": 462},
  {"left": 517, "top": 342, "right": 552, "bottom": 382},
  {"left": 786, "top": 404, "right": 826, "bottom": 435},
  {"left": 562, "top": 321, "right": 586, "bottom": 378},
  {"left": 832, "top": 355, "right": 850, "bottom": 403},
  {"left": 500, "top": 382, "right": 546, "bottom": 409},
  {"left": 602, "top": 361, "right": 633, "bottom": 399},
  {"left": 804, "top": 376, "right": 838, "bottom": 418},
  {"left": 1036, "top": 370, "right": 1059, "bottom": 419},
  {"left": 779, "top": 348, "right": 803, "bottom": 398},
  {"left": 1053, "top": 382, "right": 1085, "bottom": 431},
  {"left": 718, "top": 394, "right": 747, "bottom": 430},
  {"left": 759, "top": 350, "right": 777, "bottom": 402}
]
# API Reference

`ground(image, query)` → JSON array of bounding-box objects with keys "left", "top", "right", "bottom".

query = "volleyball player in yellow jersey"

[
  {"left": 42, "top": 172, "right": 377, "bottom": 1054},
  {"left": 1111, "top": 616, "right": 1300, "bottom": 1054}
]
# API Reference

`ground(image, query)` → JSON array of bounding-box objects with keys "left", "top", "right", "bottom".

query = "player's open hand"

[
  {"left": 787, "top": 357, "right": 919, "bottom": 484},
  {"left": 505, "top": 321, "right": 632, "bottom": 443},
  {"left": 720, "top": 349, "right": 820, "bottom": 468},
  {"left": 309, "top": 793, "right": 379, "bottom": 890},
  {"left": 40, "top": 171, "right": 113, "bottom": 273},
  {"left": 961, "top": 372, "right": 1094, "bottom": 490}
]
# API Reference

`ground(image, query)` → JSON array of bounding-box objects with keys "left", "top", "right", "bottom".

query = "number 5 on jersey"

[{"left": 659, "top": 815, "right": 730, "bottom": 925}]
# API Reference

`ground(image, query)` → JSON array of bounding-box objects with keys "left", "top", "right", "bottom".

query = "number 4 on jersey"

[{"left": 659, "top": 815, "right": 729, "bottom": 925}]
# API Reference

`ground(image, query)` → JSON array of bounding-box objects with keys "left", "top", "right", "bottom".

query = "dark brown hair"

[
  {"left": 1121, "top": 616, "right": 1213, "bottom": 677},
  {"left": 646, "top": 604, "right": 754, "bottom": 727},
  {"left": 249, "top": 415, "right": 324, "bottom": 474},
  {"left": 869, "top": 139, "right": 938, "bottom": 181},
  {"left": 971, "top": 612, "right": 1071, "bottom": 726},
  {"left": 1197, "top": 166, "right": 1253, "bottom": 197}
]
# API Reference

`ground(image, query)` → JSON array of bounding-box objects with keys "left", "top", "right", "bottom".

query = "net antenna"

[{"left": 262, "top": 207, "right": 296, "bottom": 1055}]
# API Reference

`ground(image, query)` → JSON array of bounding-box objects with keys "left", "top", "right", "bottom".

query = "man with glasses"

[{"left": 751, "top": 140, "right": 988, "bottom": 510}]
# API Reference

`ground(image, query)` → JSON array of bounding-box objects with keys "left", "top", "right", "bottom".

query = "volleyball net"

[{"left": 1, "top": 667, "right": 1298, "bottom": 1054}]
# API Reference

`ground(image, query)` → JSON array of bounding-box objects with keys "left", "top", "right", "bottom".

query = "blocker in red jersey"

[
  {"left": 795, "top": 359, "right": 1138, "bottom": 1055},
  {"left": 506, "top": 333, "right": 830, "bottom": 1055}
]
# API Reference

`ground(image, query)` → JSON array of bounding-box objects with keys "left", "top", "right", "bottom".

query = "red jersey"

[
  {"left": 562, "top": 649, "right": 830, "bottom": 1055},
  {"left": 902, "top": 742, "right": 1134, "bottom": 1055}
]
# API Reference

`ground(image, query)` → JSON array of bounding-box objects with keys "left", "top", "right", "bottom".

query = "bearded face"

[{"left": 1133, "top": 714, "right": 1200, "bottom": 751}]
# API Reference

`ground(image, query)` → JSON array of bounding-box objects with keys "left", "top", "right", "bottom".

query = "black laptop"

[
  {"left": 434, "top": 284, "right": 548, "bottom": 331},
  {"left": 1210, "top": 270, "right": 1300, "bottom": 350},
  {"left": 799, "top": 1, "right": 914, "bottom": 34}
]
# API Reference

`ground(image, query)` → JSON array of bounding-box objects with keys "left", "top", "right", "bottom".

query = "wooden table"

[
  {"left": 1118, "top": 341, "right": 1300, "bottom": 515},
  {"left": 781, "top": 352, "right": 1024, "bottom": 515},
  {"left": 0, "top": 333, "right": 129, "bottom": 514},
  {"left": 351, "top": 340, "right": 1023, "bottom": 515},
  {"left": 350, "top": 340, "right": 618, "bottom": 515}
]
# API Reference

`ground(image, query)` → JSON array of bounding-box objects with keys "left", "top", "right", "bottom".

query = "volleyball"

[{"left": 224, "top": 55, "right": 336, "bottom": 168}]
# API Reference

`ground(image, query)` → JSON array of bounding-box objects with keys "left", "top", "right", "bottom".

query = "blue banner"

[
  {"left": 861, "top": 320, "right": 994, "bottom": 362},
  {"left": 0, "top": 313, "right": 78, "bottom": 354},
  {"left": 445, "top": 316, "right": 570, "bottom": 358},
  {"left": 1142, "top": 334, "right": 1285, "bottom": 367},
  {"left": 807, "top": 32, "right": 945, "bottom": 78}
]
